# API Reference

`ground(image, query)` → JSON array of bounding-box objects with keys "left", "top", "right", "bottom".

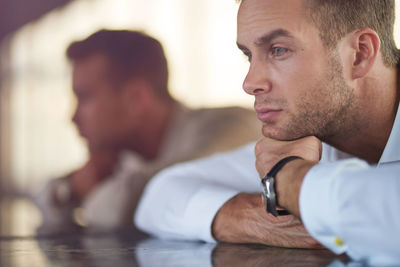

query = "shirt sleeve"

[
  {"left": 299, "top": 159, "right": 400, "bottom": 265},
  {"left": 33, "top": 176, "right": 82, "bottom": 234},
  {"left": 82, "top": 151, "right": 151, "bottom": 229},
  {"left": 134, "top": 143, "right": 260, "bottom": 242}
]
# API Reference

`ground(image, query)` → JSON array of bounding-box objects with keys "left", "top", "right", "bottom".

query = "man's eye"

[{"left": 271, "top": 47, "right": 288, "bottom": 57}]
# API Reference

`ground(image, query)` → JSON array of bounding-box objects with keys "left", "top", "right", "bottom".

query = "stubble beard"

[{"left": 262, "top": 51, "right": 359, "bottom": 142}]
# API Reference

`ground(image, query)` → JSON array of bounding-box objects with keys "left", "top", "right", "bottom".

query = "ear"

[
  {"left": 121, "top": 78, "right": 153, "bottom": 114},
  {"left": 351, "top": 28, "right": 380, "bottom": 79}
]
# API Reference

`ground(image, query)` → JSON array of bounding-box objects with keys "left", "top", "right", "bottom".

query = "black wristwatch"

[{"left": 261, "top": 156, "right": 301, "bottom": 217}]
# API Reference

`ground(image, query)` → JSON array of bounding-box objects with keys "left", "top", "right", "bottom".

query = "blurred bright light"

[{"left": 1, "top": 0, "right": 400, "bottom": 190}]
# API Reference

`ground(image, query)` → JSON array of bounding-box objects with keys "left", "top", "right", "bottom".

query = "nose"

[{"left": 242, "top": 61, "right": 272, "bottom": 96}]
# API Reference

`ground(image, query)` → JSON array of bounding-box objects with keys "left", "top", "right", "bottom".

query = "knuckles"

[{"left": 254, "top": 136, "right": 322, "bottom": 175}]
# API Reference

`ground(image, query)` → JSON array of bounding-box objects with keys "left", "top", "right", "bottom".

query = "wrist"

[
  {"left": 261, "top": 156, "right": 302, "bottom": 217},
  {"left": 53, "top": 176, "right": 81, "bottom": 206},
  {"left": 212, "top": 193, "right": 263, "bottom": 243},
  {"left": 275, "top": 159, "right": 316, "bottom": 217},
  {"left": 69, "top": 172, "right": 88, "bottom": 202}
]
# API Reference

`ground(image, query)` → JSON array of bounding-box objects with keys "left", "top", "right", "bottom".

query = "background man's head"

[{"left": 67, "top": 30, "right": 172, "bottom": 150}]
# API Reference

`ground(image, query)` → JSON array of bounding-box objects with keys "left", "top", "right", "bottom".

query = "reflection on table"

[
  {"left": 0, "top": 229, "right": 351, "bottom": 267},
  {"left": 0, "top": 196, "right": 351, "bottom": 266}
]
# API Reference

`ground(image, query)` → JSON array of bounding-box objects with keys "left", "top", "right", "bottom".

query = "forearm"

[
  {"left": 69, "top": 150, "right": 120, "bottom": 201},
  {"left": 212, "top": 193, "right": 263, "bottom": 243},
  {"left": 212, "top": 193, "right": 320, "bottom": 248},
  {"left": 135, "top": 166, "right": 242, "bottom": 242},
  {"left": 34, "top": 177, "right": 81, "bottom": 232},
  {"left": 136, "top": 144, "right": 260, "bottom": 241}
]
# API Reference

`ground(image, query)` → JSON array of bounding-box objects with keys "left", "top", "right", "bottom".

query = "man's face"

[
  {"left": 237, "top": 0, "right": 356, "bottom": 141},
  {"left": 71, "top": 53, "right": 130, "bottom": 149}
]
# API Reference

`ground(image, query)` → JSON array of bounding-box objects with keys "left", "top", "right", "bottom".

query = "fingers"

[
  {"left": 254, "top": 210, "right": 320, "bottom": 248},
  {"left": 255, "top": 136, "right": 322, "bottom": 161},
  {"left": 255, "top": 136, "right": 322, "bottom": 177}
]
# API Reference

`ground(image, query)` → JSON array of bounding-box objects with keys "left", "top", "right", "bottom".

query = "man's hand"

[
  {"left": 255, "top": 136, "right": 322, "bottom": 178},
  {"left": 212, "top": 193, "right": 321, "bottom": 248},
  {"left": 255, "top": 136, "right": 322, "bottom": 217},
  {"left": 69, "top": 148, "right": 120, "bottom": 201},
  {"left": 211, "top": 137, "right": 324, "bottom": 248}
]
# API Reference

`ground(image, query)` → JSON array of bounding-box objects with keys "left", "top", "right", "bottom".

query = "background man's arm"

[
  {"left": 69, "top": 148, "right": 119, "bottom": 201},
  {"left": 34, "top": 148, "right": 119, "bottom": 231}
]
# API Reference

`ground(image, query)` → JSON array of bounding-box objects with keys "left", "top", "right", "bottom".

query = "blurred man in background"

[{"left": 35, "top": 29, "right": 260, "bottom": 233}]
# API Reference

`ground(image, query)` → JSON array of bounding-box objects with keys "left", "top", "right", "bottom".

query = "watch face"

[
  {"left": 265, "top": 176, "right": 276, "bottom": 199},
  {"left": 261, "top": 174, "right": 291, "bottom": 217},
  {"left": 261, "top": 176, "right": 277, "bottom": 215}
]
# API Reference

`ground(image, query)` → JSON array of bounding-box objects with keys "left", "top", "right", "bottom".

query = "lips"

[{"left": 255, "top": 106, "right": 283, "bottom": 122}]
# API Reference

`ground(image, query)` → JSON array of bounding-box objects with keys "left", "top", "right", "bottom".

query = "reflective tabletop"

[
  {"left": 0, "top": 229, "right": 350, "bottom": 267},
  {"left": 0, "top": 197, "right": 349, "bottom": 267}
]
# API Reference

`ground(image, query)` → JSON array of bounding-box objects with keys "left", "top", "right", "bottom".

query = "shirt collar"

[{"left": 379, "top": 102, "right": 400, "bottom": 165}]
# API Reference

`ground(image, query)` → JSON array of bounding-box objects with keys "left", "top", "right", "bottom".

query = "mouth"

[{"left": 255, "top": 107, "right": 283, "bottom": 122}]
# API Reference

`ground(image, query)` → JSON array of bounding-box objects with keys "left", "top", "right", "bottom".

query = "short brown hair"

[
  {"left": 67, "top": 29, "right": 170, "bottom": 98},
  {"left": 305, "top": 0, "right": 400, "bottom": 67},
  {"left": 238, "top": 0, "right": 400, "bottom": 67}
]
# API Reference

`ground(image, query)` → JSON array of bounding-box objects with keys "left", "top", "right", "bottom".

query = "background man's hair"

[
  {"left": 67, "top": 29, "right": 170, "bottom": 98},
  {"left": 305, "top": 0, "right": 400, "bottom": 67}
]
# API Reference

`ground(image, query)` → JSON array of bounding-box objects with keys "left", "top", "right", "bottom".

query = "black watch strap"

[
  {"left": 268, "top": 156, "right": 302, "bottom": 177},
  {"left": 262, "top": 156, "right": 302, "bottom": 217}
]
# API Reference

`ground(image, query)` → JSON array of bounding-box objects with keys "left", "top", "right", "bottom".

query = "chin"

[
  {"left": 262, "top": 125, "right": 299, "bottom": 141},
  {"left": 262, "top": 126, "right": 284, "bottom": 140}
]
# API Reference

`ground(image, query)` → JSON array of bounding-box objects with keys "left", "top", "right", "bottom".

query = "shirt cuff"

[
  {"left": 299, "top": 159, "right": 368, "bottom": 254},
  {"left": 182, "top": 184, "right": 241, "bottom": 243}
]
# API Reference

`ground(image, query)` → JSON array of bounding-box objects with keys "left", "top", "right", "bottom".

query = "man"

[
  {"left": 246, "top": 0, "right": 400, "bottom": 264},
  {"left": 135, "top": 0, "right": 400, "bottom": 264},
  {"left": 35, "top": 29, "right": 261, "bottom": 232}
]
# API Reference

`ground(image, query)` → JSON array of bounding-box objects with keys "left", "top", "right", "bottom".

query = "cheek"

[
  {"left": 81, "top": 104, "right": 103, "bottom": 122},
  {"left": 279, "top": 71, "right": 326, "bottom": 118},
  {"left": 99, "top": 103, "right": 127, "bottom": 129},
  {"left": 271, "top": 63, "right": 308, "bottom": 105},
  {"left": 288, "top": 60, "right": 325, "bottom": 95},
  {"left": 79, "top": 102, "right": 114, "bottom": 130}
]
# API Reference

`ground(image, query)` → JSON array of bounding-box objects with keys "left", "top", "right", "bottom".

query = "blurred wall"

[
  {"left": 0, "top": 0, "right": 399, "bottom": 196},
  {"left": 0, "top": 0, "right": 71, "bottom": 41}
]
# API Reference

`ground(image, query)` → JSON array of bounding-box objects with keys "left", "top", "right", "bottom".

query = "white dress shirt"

[
  {"left": 135, "top": 143, "right": 259, "bottom": 242},
  {"left": 134, "top": 141, "right": 349, "bottom": 242},
  {"left": 136, "top": 104, "right": 400, "bottom": 265},
  {"left": 300, "top": 103, "right": 400, "bottom": 265}
]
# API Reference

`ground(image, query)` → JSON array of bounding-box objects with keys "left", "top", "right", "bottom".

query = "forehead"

[
  {"left": 72, "top": 53, "right": 110, "bottom": 78},
  {"left": 72, "top": 53, "right": 114, "bottom": 91},
  {"left": 237, "top": 0, "right": 316, "bottom": 45}
]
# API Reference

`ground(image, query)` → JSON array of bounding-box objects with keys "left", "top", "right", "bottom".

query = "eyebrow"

[{"left": 237, "top": 28, "right": 294, "bottom": 51}]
